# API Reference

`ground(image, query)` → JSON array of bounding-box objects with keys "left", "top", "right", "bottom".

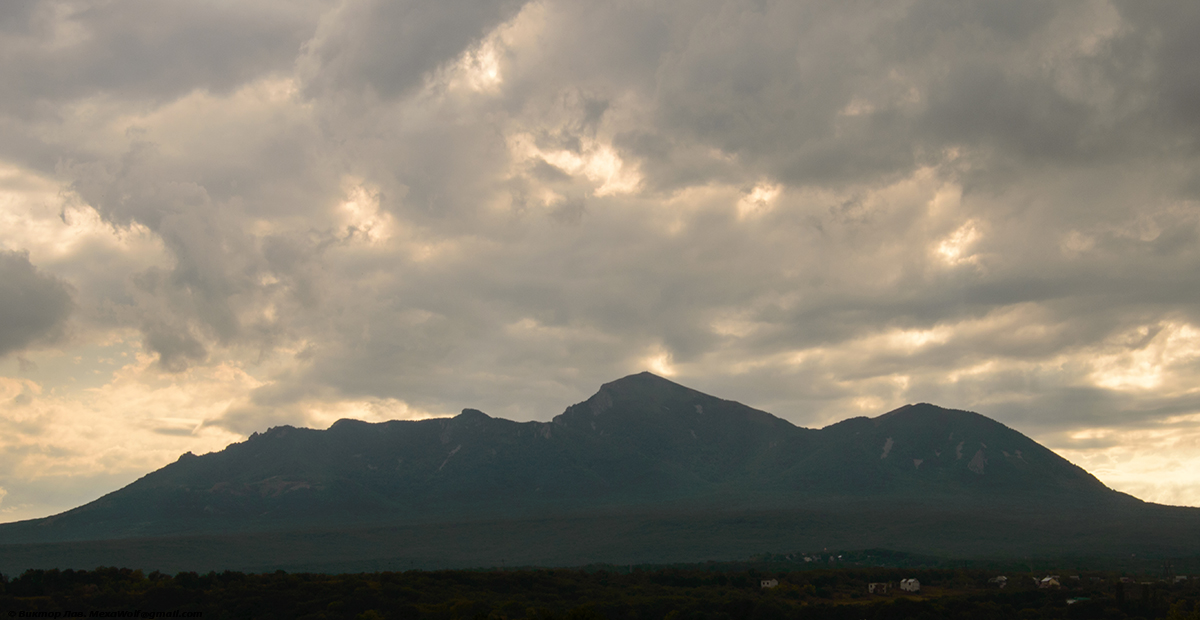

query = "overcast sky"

[{"left": 2, "top": 0, "right": 1199, "bottom": 522}]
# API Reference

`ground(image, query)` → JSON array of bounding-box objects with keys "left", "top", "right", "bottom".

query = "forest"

[{"left": 2, "top": 562, "right": 1199, "bottom": 620}]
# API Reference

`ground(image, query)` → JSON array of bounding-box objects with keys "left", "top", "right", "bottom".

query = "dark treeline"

[{"left": 2, "top": 565, "right": 1200, "bottom": 620}]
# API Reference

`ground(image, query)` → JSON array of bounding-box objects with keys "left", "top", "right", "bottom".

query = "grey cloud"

[
  {"left": 299, "top": 0, "right": 527, "bottom": 100},
  {"left": 7, "top": 0, "right": 1200, "bottom": 450},
  {"left": 0, "top": 250, "right": 72, "bottom": 358},
  {"left": 141, "top": 320, "right": 208, "bottom": 373},
  {"left": 62, "top": 106, "right": 338, "bottom": 368},
  {"left": 261, "top": 234, "right": 326, "bottom": 309},
  {"left": 0, "top": 0, "right": 325, "bottom": 112},
  {"left": 1117, "top": 4, "right": 1200, "bottom": 142},
  {"left": 150, "top": 427, "right": 196, "bottom": 437},
  {"left": 247, "top": 0, "right": 1197, "bottom": 430},
  {"left": 945, "top": 388, "right": 1200, "bottom": 441},
  {"left": 603, "top": 1, "right": 1196, "bottom": 192},
  {"left": 0, "top": 1, "right": 330, "bottom": 181},
  {"left": 69, "top": 141, "right": 216, "bottom": 231},
  {"left": 920, "top": 64, "right": 1092, "bottom": 160},
  {"left": 0, "top": 1, "right": 40, "bottom": 34},
  {"left": 651, "top": 3, "right": 902, "bottom": 184}
]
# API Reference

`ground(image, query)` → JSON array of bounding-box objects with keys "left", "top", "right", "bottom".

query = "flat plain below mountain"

[{"left": 2, "top": 372, "right": 1198, "bottom": 574}]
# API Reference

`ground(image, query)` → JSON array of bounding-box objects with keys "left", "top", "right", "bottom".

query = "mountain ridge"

[
  {"left": 0, "top": 372, "right": 1128, "bottom": 548},
  {"left": 6, "top": 372, "right": 1197, "bottom": 574}
]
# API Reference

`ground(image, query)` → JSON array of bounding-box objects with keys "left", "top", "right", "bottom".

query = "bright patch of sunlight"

[
  {"left": 509, "top": 133, "right": 642, "bottom": 199},
  {"left": 305, "top": 397, "right": 439, "bottom": 429},
  {"left": 736, "top": 183, "right": 782, "bottom": 219},
  {"left": 441, "top": 2, "right": 547, "bottom": 94},
  {"left": 1054, "top": 423, "right": 1200, "bottom": 507},
  {"left": 337, "top": 176, "right": 393, "bottom": 244},
  {"left": 935, "top": 220, "right": 981, "bottom": 265},
  {"left": 454, "top": 38, "right": 503, "bottom": 92},
  {"left": 642, "top": 349, "right": 677, "bottom": 377},
  {"left": 1090, "top": 322, "right": 1200, "bottom": 391},
  {"left": 885, "top": 327, "right": 953, "bottom": 352},
  {"left": 0, "top": 164, "right": 165, "bottom": 265}
]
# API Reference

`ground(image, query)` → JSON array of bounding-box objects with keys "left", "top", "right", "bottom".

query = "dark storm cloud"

[
  {"left": 1117, "top": 4, "right": 1200, "bottom": 139},
  {"left": 0, "top": 250, "right": 72, "bottom": 358},
  {"left": 632, "top": 0, "right": 1199, "bottom": 193}
]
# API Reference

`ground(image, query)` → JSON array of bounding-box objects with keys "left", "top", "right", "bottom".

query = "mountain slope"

[
  {"left": 5, "top": 372, "right": 1197, "bottom": 572},
  {"left": 0, "top": 373, "right": 805, "bottom": 542},
  {"left": 784, "top": 403, "right": 1111, "bottom": 497},
  {"left": 0, "top": 372, "right": 1132, "bottom": 549}
]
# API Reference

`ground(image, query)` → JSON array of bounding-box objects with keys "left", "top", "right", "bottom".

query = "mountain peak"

[
  {"left": 591, "top": 371, "right": 733, "bottom": 409},
  {"left": 873, "top": 402, "right": 1009, "bottom": 434},
  {"left": 551, "top": 372, "right": 707, "bottom": 422},
  {"left": 550, "top": 371, "right": 795, "bottom": 461},
  {"left": 456, "top": 408, "right": 490, "bottom": 420},
  {"left": 599, "top": 371, "right": 688, "bottom": 393},
  {"left": 329, "top": 419, "right": 367, "bottom": 431},
  {"left": 878, "top": 402, "right": 980, "bottom": 419}
]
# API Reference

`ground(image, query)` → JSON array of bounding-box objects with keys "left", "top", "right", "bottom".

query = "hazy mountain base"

[{"left": 3, "top": 498, "right": 1199, "bottom": 575}]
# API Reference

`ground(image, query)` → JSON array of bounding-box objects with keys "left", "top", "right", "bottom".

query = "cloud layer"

[
  {"left": 0, "top": 250, "right": 72, "bottom": 358},
  {"left": 2, "top": 0, "right": 1200, "bottom": 519}
]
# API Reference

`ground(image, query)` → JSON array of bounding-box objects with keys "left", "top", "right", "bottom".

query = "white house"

[
  {"left": 900, "top": 579, "right": 920, "bottom": 593},
  {"left": 868, "top": 582, "right": 890, "bottom": 595},
  {"left": 761, "top": 579, "right": 779, "bottom": 589}
]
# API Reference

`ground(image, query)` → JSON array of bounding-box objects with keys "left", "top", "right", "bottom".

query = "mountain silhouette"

[{"left": 1, "top": 372, "right": 1195, "bottom": 572}]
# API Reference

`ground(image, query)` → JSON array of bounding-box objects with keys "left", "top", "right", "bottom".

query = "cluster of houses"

[
  {"left": 760, "top": 578, "right": 921, "bottom": 593},
  {"left": 866, "top": 579, "right": 920, "bottom": 595},
  {"left": 1022, "top": 574, "right": 1192, "bottom": 589},
  {"left": 762, "top": 573, "right": 1190, "bottom": 596},
  {"left": 1037, "top": 576, "right": 1062, "bottom": 589},
  {"left": 793, "top": 554, "right": 842, "bottom": 563}
]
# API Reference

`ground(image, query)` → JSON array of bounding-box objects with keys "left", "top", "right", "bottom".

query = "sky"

[{"left": 1, "top": 1, "right": 1200, "bottom": 522}]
